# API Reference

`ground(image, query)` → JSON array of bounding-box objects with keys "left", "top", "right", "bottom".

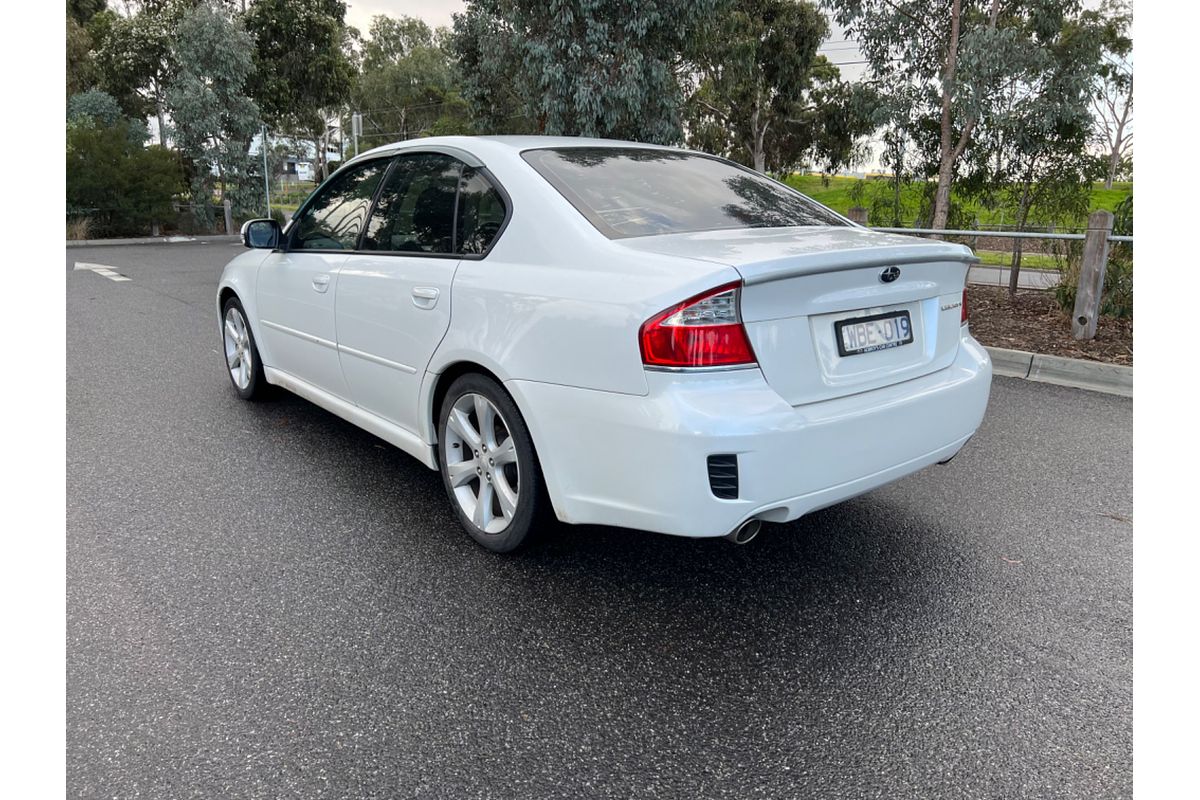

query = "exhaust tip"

[{"left": 726, "top": 519, "right": 762, "bottom": 545}]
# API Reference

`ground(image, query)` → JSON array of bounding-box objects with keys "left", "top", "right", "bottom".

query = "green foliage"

[
  {"left": 67, "top": 0, "right": 107, "bottom": 25},
  {"left": 67, "top": 89, "right": 124, "bottom": 128},
  {"left": 784, "top": 173, "right": 1130, "bottom": 225},
  {"left": 67, "top": 120, "right": 184, "bottom": 237},
  {"left": 243, "top": 0, "right": 355, "bottom": 135},
  {"left": 92, "top": 2, "right": 184, "bottom": 125},
  {"left": 351, "top": 15, "right": 470, "bottom": 148},
  {"left": 451, "top": 0, "right": 717, "bottom": 143},
  {"left": 828, "top": 1, "right": 1112, "bottom": 230},
  {"left": 67, "top": 16, "right": 98, "bottom": 97},
  {"left": 684, "top": 0, "right": 875, "bottom": 173},
  {"left": 165, "top": 2, "right": 263, "bottom": 225}
]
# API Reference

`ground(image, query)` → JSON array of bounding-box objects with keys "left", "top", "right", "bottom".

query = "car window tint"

[
  {"left": 521, "top": 147, "right": 847, "bottom": 239},
  {"left": 361, "top": 154, "right": 461, "bottom": 253},
  {"left": 456, "top": 167, "right": 506, "bottom": 255},
  {"left": 290, "top": 159, "right": 389, "bottom": 250}
]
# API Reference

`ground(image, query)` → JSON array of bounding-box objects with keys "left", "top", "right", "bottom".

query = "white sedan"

[{"left": 219, "top": 136, "right": 991, "bottom": 552}]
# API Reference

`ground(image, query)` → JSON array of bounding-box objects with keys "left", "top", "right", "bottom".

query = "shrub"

[
  {"left": 1053, "top": 195, "right": 1133, "bottom": 320},
  {"left": 66, "top": 217, "right": 92, "bottom": 240},
  {"left": 67, "top": 120, "right": 185, "bottom": 237}
]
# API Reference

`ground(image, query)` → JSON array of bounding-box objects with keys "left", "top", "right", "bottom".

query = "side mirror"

[{"left": 241, "top": 218, "right": 281, "bottom": 249}]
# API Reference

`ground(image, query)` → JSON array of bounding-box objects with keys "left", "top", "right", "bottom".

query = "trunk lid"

[{"left": 619, "top": 226, "right": 976, "bottom": 405}]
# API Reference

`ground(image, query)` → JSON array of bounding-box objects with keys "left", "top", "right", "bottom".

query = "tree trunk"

[
  {"left": 931, "top": 0, "right": 1000, "bottom": 231},
  {"left": 931, "top": 0, "right": 963, "bottom": 232},
  {"left": 153, "top": 79, "right": 167, "bottom": 147},
  {"left": 1105, "top": 85, "right": 1132, "bottom": 189},
  {"left": 1007, "top": 182, "right": 1032, "bottom": 297}
]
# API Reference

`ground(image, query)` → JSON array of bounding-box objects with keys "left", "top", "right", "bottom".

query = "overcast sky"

[{"left": 344, "top": 0, "right": 465, "bottom": 31}]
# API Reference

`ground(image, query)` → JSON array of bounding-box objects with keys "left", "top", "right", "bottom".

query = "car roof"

[{"left": 349, "top": 135, "right": 682, "bottom": 166}]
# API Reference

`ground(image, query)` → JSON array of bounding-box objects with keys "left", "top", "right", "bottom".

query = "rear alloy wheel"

[{"left": 437, "top": 374, "right": 547, "bottom": 552}]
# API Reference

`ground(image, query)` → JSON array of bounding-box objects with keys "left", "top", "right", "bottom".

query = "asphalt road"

[{"left": 66, "top": 242, "right": 1132, "bottom": 799}]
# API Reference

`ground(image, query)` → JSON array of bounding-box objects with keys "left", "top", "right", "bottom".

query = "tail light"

[
  {"left": 961, "top": 288, "right": 969, "bottom": 325},
  {"left": 639, "top": 281, "right": 756, "bottom": 368}
]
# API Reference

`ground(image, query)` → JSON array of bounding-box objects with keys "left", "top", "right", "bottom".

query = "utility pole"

[
  {"left": 261, "top": 124, "right": 271, "bottom": 218},
  {"left": 351, "top": 112, "right": 362, "bottom": 157}
]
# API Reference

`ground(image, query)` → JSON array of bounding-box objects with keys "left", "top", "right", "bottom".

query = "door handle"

[
  {"left": 411, "top": 286, "right": 440, "bottom": 309},
  {"left": 312, "top": 274, "right": 331, "bottom": 293}
]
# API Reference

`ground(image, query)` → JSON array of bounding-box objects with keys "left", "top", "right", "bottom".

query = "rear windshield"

[{"left": 521, "top": 147, "right": 847, "bottom": 239}]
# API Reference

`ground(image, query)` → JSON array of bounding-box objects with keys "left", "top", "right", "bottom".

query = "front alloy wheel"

[
  {"left": 437, "top": 374, "right": 548, "bottom": 552},
  {"left": 221, "top": 297, "right": 268, "bottom": 400}
]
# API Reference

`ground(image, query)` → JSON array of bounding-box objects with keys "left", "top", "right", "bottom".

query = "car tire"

[
  {"left": 437, "top": 373, "right": 550, "bottom": 553},
  {"left": 221, "top": 296, "right": 270, "bottom": 401}
]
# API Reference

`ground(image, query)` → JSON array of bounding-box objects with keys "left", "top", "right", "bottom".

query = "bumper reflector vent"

[{"left": 707, "top": 454, "right": 739, "bottom": 499}]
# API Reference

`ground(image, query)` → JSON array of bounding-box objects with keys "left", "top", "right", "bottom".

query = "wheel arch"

[
  {"left": 424, "top": 359, "right": 567, "bottom": 523},
  {"left": 425, "top": 360, "right": 508, "bottom": 449}
]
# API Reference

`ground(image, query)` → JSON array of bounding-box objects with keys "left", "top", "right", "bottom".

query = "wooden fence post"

[
  {"left": 223, "top": 198, "right": 234, "bottom": 236},
  {"left": 1071, "top": 209, "right": 1114, "bottom": 341},
  {"left": 847, "top": 206, "right": 868, "bottom": 226}
]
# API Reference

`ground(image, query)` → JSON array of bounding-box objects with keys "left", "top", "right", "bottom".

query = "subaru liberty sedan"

[{"left": 219, "top": 136, "right": 992, "bottom": 552}]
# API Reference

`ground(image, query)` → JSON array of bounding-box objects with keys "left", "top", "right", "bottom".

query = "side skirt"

[{"left": 263, "top": 366, "right": 438, "bottom": 470}]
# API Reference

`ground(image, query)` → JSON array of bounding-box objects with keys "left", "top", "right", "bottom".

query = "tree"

[
  {"left": 1091, "top": 0, "right": 1132, "bottom": 189},
  {"left": 243, "top": 0, "right": 355, "bottom": 181},
  {"left": 451, "top": 0, "right": 717, "bottom": 143},
  {"left": 93, "top": 3, "right": 188, "bottom": 144},
  {"left": 165, "top": 2, "right": 263, "bottom": 225},
  {"left": 350, "top": 15, "right": 470, "bottom": 149},
  {"left": 828, "top": 0, "right": 1031, "bottom": 230},
  {"left": 66, "top": 15, "right": 99, "bottom": 97},
  {"left": 684, "top": 0, "right": 875, "bottom": 173},
  {"left": 952, "top": 3, "right": 1105, "bottom": 293}
]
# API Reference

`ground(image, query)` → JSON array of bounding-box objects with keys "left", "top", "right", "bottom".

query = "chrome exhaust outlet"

[{"left": 726, "top": 519, "right": 762, "bottom": 545}]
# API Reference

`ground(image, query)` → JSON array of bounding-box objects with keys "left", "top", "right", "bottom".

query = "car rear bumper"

[{"left": 507, "top": 333, "right": 992, "bottom": 538}]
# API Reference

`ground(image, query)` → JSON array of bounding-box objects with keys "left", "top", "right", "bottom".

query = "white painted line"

[{"left": 73, "top": 262, "right": 132, "bottom": 282}]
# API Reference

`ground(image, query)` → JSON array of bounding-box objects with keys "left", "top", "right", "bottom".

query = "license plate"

[{"left": 835, "top": 310, "right": 914, "bottom": 356}]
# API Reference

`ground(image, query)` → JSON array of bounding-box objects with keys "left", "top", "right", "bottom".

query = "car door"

[
  {"left": 255, "top": 158, "right": 390, "bottom": 398},
  {"left": 334, "top": 153, "right": 508, "bottom": 434}
]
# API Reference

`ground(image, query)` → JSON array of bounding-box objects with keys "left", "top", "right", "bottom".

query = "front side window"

[
  {"left": 521, "top": 147, "right": 847, "bottom": 239},
  {"left": 289, "top": 159, "right": 389, "bottom": 250},
  {"left": 361, "top": 154, "right": 461, "bottom": 254}
]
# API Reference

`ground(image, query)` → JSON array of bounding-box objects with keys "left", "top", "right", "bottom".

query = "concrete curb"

[
  {"left": 985, "top": 346, "right": 1132, "bottom": 397},
  {"left": 66, "top": 235, "right": 240, "bottom": 248}
]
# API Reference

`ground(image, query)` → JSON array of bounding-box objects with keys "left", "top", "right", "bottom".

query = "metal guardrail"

[{"left": 870, "top": 226, "right": 1132, "bottom": 244}]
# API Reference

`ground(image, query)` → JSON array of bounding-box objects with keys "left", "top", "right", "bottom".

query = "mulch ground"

[{"left": 967, "top": 285, "right": 1133, "bottom": 366}]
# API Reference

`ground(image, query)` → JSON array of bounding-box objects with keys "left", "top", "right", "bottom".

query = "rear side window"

[
  {"left": 522, "top": 147, "right": 847, "bottom": 239},
  {"left": 362, "top": 154, "right": 461, "bottom": 254},
  {"left": 290, "top": 159, "right": 389, "bottom": 250},
  {"left": 456, "top": 167, "right": 507, "bottom": 255}
]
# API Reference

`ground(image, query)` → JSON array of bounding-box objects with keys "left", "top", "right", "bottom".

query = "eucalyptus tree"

[
  {"left": 1092, "top": 0, "right": 1132, "bottom": 189},
  {"left": 979, "top": 6, "right": 1104, "bottom": 293},
  {"left": 243, "top": 0, "right": 356, "bottom": 181},
  {"left": 165, "top": 2, "right": 263, "bottom": 225},
  {"left": 828, "top": 0, "right": 1038, "bottom": 230},
  {"left": 450, "top": 0, "right": 718, "bottom": 143},
  {"left": 350, "top": 15, "right": 470, "bottom": 149},
  {"left": 92, "top": 2, "right": 188, "bottom": 142},
  {"left": 683, "top": 0, "right": 873, "bottom": 174}
]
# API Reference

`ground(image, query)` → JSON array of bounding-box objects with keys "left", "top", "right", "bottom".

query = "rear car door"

[
  {"left": 255, "top": 158, "right": 390, "bottom": 397},
  {"left": 334, "top": 153, "right": 508, "bottom": 434}
]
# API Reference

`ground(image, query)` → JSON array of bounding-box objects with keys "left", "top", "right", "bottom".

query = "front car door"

[
  {"left": 255, "top": 158, "right": 390, "bottom": 397},
  {"left": 334, "top": 153, "right": 509, "bottom": 435}
]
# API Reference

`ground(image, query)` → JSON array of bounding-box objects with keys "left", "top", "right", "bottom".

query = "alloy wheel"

[
  {"left": 223, "top": 306, "right": 253, "bottom": 391},
  {"left": 443, "top": 393, "right": 521, "bottom": 534}
]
